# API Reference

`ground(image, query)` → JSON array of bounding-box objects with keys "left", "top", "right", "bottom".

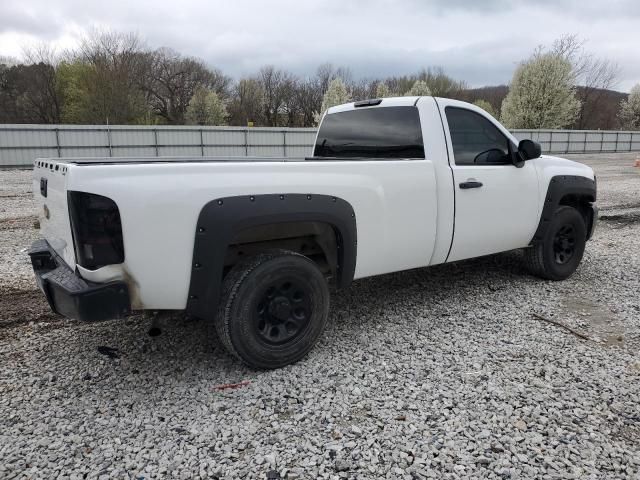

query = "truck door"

[{"left": 438, "top": 102, "right": 540, "bottom": 262}]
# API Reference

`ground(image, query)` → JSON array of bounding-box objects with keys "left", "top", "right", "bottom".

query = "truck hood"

[{"left": 535, "top": 154, "right": 595, "bottom": 180}]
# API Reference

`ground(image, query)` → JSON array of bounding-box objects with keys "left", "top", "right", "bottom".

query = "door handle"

[{"left": 459, "top": 181, "right": 483, "bottom": 189}]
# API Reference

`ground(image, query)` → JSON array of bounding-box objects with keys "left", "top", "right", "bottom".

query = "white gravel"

[{"left": 1, "top": 157, "right": 639, "bottom": 479}]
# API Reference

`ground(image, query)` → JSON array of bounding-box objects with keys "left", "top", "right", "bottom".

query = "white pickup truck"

[{"left": 29, "top": 96, "right": 597, "bottom": 368}]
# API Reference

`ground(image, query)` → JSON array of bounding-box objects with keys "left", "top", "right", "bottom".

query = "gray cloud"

[{"left": 0, "top": 0, "right": 637, "bottom": 91}]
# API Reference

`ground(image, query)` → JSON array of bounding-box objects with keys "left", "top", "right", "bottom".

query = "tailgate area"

[{"left": 33, "top": 160, "right": 77, "bottom": 270}]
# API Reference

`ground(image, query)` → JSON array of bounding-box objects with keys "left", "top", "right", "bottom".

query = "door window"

[{"left": 445, "top": 107, "right": 512, "bottom": 165}]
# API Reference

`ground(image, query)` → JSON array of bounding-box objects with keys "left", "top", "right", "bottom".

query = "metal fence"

[
  {"left": 512, "top": 129, "right": 640, "bottom": 155},
  {"left": 1, "top": 124, "right": 639, "bottom": 167},
  {"left": 0, "top": 125, "right": 318, "bottom": 167}
]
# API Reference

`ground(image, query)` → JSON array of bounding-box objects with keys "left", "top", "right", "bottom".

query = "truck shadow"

[
  {"left": 17, "top": 249, "right": 537, "bottom": 391},
  {"left": 329, "top": 249, "right": 530, "bottom": 321}
]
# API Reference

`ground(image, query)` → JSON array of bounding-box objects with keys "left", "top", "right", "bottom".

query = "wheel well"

[
  {"left": 224, "top": 221, "right": 339, "bottom": 281},
  {"left": 559, "top": 193, "right": 594, "bottom": 228},
  {"left": 187, "top": 193, "right": 357, "bottom": 321}
]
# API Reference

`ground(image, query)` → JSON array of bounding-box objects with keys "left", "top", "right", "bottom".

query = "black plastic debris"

[{"left": 97, "top": 346, "right": 120, "bottom": 359}]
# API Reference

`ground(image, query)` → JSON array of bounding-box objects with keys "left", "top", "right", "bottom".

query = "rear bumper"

[{"left": 28, "top": 239, "right": 131, "bottom": 322}]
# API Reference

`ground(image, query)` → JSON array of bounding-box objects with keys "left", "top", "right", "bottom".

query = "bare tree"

[
  {"left": 70, "top": 30, "right": 150, "bottom": 123},
  {"left": 259, "top": 66, "right": 297, "bottom": 126},
  {"left": 314, "top": 63, "right": 355, "bottom": 96},
  {"left": 553, "top": 35, "right": 620, "bottom": 128},
  {"left": 138, "top": 47, "right": 230, "bottom": 124},
  {"left": 15, "top": 45, "right": 63, "bottom": 123},
  {"left": 228, "top": 77, "right": 265, "bottom": 126},
  {"left": 0, "top": 55, "right": 19, "bottom": 67},
  {"left": 315, "top": 63, "right": 334, "bottom": 96},
  {"left": 295, "top": 78, "right": 324, "bottom": 127}
]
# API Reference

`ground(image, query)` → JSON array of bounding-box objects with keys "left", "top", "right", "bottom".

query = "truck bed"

[
  {"left": 34, "top": 156, "right": 447, "bottom": 310},
  {"left": 35, "top": 156, "right": 307, "bottom": 166}
]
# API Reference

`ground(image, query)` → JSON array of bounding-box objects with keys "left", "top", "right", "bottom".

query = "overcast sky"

[{"left": 1, "top": 0, "right": 638, "bottom": 91}]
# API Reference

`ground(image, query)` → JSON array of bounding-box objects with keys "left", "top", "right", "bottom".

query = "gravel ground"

[{"left": 1, "top": 154, "right": 639, "bottom": 479}]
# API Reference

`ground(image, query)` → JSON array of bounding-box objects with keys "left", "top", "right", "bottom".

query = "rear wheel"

[
  {"left": 215, "top": 250, "right": 330, "bottom": 369},
  {"left": 525, "top": 206, "right": 587, "bottom": 280}
]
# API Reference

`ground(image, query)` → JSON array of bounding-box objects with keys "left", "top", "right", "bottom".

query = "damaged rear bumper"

[{"left": 28, "top": 239, "right": 130, "bottom": 322}]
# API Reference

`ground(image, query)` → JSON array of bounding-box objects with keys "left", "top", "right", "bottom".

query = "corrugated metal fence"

[
  {"left": 0, "top": 125, "right": 318, "bottom": 167},
  {"left": 1, "top": 124, "right": 639, "bottom": 167},
  {"left": 512, "top": 129, "right": 640, "bottom": 155}
]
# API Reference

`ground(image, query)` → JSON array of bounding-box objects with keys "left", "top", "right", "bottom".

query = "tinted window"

[
  {"left": 445, "top": 107, "right": 511, "bottom": 165},
  {"left": 314, "top": 106, "right": 424, "bottom": 159}
]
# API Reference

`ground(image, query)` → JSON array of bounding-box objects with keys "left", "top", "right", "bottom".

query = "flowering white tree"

[
  {"left": 375, "top": 82, "right": 391, "bottom": 98},
  {"left": 405, "top": 80, "right": 431, "bottom": 96},
  {"left": 618, "top": 84, "right": 640, "bottom": 130},
  {"left": 473, "top": 99, "right": 497, "bottom": 118},
  {"left": 500, "top": 51, "right": 580, "bottom": 129},
  {"left": 315, "top": 77, "right": 350, "bottom": 124},
  {"left": 185, "top": 86, "right": 227, "bottom": 125}
]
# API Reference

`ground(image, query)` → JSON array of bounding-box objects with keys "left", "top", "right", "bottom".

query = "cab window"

[
  {"left": 314, "top": 106, "right": 424, "bottom": 159},
  {"left": 445, "top": 107, "right": 512, "bottom": 165}
]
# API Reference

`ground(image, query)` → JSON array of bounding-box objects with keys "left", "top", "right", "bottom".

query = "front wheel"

[
  {"left": 524, "top": 206, "right": 587, "bottom": 280},
  {"left": 215, "top": 250, "right": 330, "bottom": 369}
]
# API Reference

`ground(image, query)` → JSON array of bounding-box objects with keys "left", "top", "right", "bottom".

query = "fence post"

[
  {"left": 632, "top": 132, "right": 635, "bottom": 152},
  {"left": 153, "top": 129, "right": 159, "bottom": 157},
  {"left": 565, "top": 131, "right": 569, "bottom": 154},
  {"left": 600, "top": 131, "right": 604, "bottom": 152},
  {"left": 549, "top": 130, "right": 553, "bottom": 154},
  {"left": 55, "top": 128, "right": 61, "bottom": 158},
  {"left": 244, "top": 129, "right": 249, "bottom": 156},
  {"left": 200, "top": 128, "right": 204, "bottom": 157},
  {"left": 615, "top": 131, "right": 619, "bottom": 153},
  {"left": 107, "top": 126, "right": 113, "bottom": 157},
  {"left": 282, "top": 130, "right": 287, "bottom": 157},
  {"left": 583, "top": 131, "right": 587, "bottom": 153}
]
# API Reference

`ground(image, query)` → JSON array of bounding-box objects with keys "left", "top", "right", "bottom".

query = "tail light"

[{"left": 68, "top": 191, "right": 124, "bottom": 269}]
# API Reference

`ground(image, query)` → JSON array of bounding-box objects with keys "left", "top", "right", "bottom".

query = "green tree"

[
  {"left": 405, "top": 80, "right": 431, "bottom": 96},
  {"left": 185, "top": 86, "right": 227, "bottom": 125},
  {"left": 56, "top": 61, "right": 93, "bottom": 123},
  {"left": 501, "top": 50, "right": 581, "bottom": 129},
  {"left": 75, "top": 30, "right": 151, "bottom": 124},
  {"left": 618, "top": 84, "right": 640, "bottom": 130},
  {"left": 473, "top": 99, "right": 497, "bottom": 118}
]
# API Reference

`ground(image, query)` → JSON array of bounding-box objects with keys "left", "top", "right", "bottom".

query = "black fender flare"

[
  {"left": 530, "top": 175, "right": 596, "bottom": 245},
  {"left": 186, "top": 193, "right": 357, "bottom": 320}
]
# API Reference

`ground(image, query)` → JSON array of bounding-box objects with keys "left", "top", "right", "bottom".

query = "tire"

[
  {"left": 215, "top": 249, "right": 330, "bottom": 369},
  {"left": 524, "top": 206, "right": 587, "bottom": 280}
]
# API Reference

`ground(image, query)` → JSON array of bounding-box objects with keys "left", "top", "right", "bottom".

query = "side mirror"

[{"left": 518, "top": 139, "right": 541, "bottom": 160}]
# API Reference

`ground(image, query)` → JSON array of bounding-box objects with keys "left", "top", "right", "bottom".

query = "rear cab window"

[{"left": 313, "top": 106, "right": 425, "bottom": 159}]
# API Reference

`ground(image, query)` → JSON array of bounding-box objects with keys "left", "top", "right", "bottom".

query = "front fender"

[{"left": 530, "top": 175, "right": 597, "bottom": 245}]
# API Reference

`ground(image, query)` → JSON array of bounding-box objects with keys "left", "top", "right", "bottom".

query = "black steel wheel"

[
  {"left": 216, "top": 250, "right": 330, "bottom": 369},
  {"left": 525, "top": 206, "right": 587, "bottom": 280},
  {"left": 553, "top": 224, "right": 577, "bottom": 265},
  {"left": 256, "top": 278, "right": 312, "bottom": 346}
]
